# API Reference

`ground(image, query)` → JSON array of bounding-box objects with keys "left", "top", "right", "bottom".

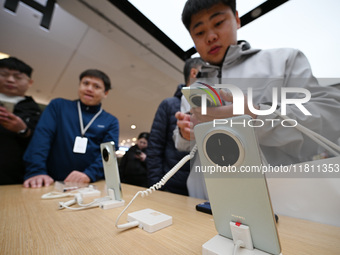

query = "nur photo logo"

[{"left": 196, "top": 83, "right": 312, "bottom": 117}]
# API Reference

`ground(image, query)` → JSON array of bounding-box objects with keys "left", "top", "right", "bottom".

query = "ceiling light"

[{"left": 0, "top": 52, "right": 10, "bottom": 59}]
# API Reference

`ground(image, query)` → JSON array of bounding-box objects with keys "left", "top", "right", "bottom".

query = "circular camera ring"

[
  {"left": 102, "top": 147, "right": 110, "bottom": 162},
  {"left": 203, "top": 129, "right": 245, "bottom": 167},
  {"left": 189, "top": 94, "right": 214, "bottom": 107}
]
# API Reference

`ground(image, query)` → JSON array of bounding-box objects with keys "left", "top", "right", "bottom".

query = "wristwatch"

[{"left": 18, "top": 127, "right": 29, "bottom": 136}]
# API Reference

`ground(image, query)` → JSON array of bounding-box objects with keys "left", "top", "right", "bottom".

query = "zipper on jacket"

[{"left": 217, "top": 67, "right": 222, "bottom": 84}]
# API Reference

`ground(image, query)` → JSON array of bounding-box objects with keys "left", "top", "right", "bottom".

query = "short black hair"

[
  {"left": 183, "top": 57, "right": 204, "bottom": 85},
  {"left": 79, "top": 69, "right": 111, "bottom": 91},
  {"left": 0, "top": 57, "right": 33, "bottom": 78},
  {"left": 182, "top": 0, "right": 236, "bottom": 31},
  {"left": 138, "top": 132, "right": 150, "bottom": 141}
]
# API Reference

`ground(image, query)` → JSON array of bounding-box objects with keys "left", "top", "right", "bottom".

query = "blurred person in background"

[
  {"left": 147, "top": 57, "right": 204, "bottom": 195},
  {"left": 119, "top": 132, "right": 150, "bottom": 187},
  {"left": 0, "top": 57, "right": 41, "bottom": 185}
]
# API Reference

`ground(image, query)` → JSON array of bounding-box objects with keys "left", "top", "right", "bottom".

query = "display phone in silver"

[
  {"left": 100, "top": 141, "right": 122, "bottom": 201},
  {"left": 194, "top": 115, "right": 281, "bottom": 255}
]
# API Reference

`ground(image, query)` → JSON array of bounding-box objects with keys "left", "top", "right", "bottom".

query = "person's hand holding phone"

[
  {"left": 175, "top": 111, "right": 195, "bottom": 141},
  {"left": 0, "top": 105, "right": 28, "bottom": 134},
  {"left": 135, "top": 149, "right": 146, "bottom": 161}
]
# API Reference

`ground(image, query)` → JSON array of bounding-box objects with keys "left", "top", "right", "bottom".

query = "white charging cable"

[
  {"left": 41, "top": 185, "right": 98, "bottom": 200},
  {"left": 274, "top": 110, "right": 340, "bottom": 156},
  {"left": 41, "top": 185, "right": 106, "bottom": 210},
  {"left": 58, "top": 194, "right": 112, "bottom": 210},
  {"left": 115, "top": 144, "right": 198, "bottom": 230},
  {"left": 41, "top": 192, "right": 76, "bottom": 199},
  {"left": 233, "top": 240, "right": 245, "bottom": 255}
]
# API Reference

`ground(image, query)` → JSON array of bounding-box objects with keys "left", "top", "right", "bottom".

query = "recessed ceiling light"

[
  {"left": 0, "top": 52, "right": 10, "bottom": 59},
  {"left": 131, "top": 124, "right": 136, "bottom": 129}
]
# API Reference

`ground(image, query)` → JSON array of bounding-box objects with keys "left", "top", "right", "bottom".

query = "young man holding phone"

[
  {"left": 0, "top": 57, "right": 41, "bottom": 185},
  {"left": 175, "top": 0, "right": 340, "bottom": 199}
]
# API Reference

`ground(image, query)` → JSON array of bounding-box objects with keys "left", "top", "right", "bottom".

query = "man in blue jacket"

[
  {"left": 147, "top": 58, "right": 203, "bottom": 195},
  {"left": 23, "top": 69, "right": 119, "bottom": 188}
]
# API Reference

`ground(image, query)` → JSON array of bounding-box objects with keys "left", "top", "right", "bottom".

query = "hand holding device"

[
  {"left": 181, "top": 82, "right": 224, "bottom": 109},
  {"left": 175, "top": 111, "right": 194, "bottom": 141},
  {"left": 0, "top": 100, "right": 15, "bottom": 112},
  {"left": 0, "top": 105, "right": 29, "bottom": 135},
  {"left": 135, "top": 149, "right": 142, "bottom": 155}
]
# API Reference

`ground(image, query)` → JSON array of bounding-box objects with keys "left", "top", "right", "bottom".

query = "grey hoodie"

[{"left": 174, "top": 41, "right": 340, "bottom": 199}]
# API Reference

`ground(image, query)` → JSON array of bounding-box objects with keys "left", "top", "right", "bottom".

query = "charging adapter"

[
  {"left": 127, "top": 208, "right": 172, "bottom": 233},
  {"left": 230, "top": 222, "right": 253, "bottom": 250},
  {"left": 114, "top": 145, "right": 197, "bottom": 231}
]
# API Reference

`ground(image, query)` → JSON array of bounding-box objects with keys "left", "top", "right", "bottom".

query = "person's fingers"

[
  {"left": 175, "top": 111, "right": 183, "bottom": 120},
  {"left": 44, "top": 176, "right": 53, "bottom": 187},
  {"left": 35, "top": 177, "right": 43, "bottom": 188},
  {"left": 220, "top": 89, "right": 233, "bottom": 102},
  {"left": 23, "top": 179, "right": 30, "bottom": 188}
]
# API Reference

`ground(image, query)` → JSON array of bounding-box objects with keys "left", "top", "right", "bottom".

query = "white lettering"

[
  {"left": 213, "top": 119, "right": 229, "bottom": 127},
  {"left": 212, "top": 118, "right": 298, "bottom": 128},
  {"left": 198, "top": 84, "right": 311, "bottom": 116},
  {"left": 281, "top": 88, "right": 311, "bottom": 115}
]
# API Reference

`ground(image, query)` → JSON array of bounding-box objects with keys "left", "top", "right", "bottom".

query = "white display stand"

[
  {"left": 202, "top": 235, "right": 275, "bottom": 255},
  {"left": 99, "top": 188, "right": 125, "bottom": 210}
]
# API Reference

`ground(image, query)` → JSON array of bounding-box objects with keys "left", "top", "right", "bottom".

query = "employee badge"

[{"left": 73, "top": 136, "right": 88, "bottom": 154}]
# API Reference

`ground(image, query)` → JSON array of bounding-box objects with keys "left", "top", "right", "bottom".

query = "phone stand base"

[
  {"left": 202, "top": 235, "right": 274, "bottom": 255},
  {"left": 99, "top": 199, "right": 125, "bottom": 210}
]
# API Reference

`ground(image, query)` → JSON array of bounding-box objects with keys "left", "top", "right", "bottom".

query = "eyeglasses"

[{"left": 0, "top": 70, "right": 29, "bottom": 81}]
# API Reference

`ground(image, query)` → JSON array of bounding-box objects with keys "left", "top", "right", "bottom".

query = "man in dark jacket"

[
  {"left": 0, "top": 57, "right": 41, "bottom": 185},
  {"left": 147, "top": 57, "right": 203, "bottom": 195}
]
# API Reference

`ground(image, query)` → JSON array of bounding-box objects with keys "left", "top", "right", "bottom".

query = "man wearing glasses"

[{"left": 0, "top": 57, "right": 41, "bottom": 185}]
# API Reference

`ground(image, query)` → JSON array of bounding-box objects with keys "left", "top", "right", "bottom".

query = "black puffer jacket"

[
  {"left": 146, "top": 84, "right": 190, "bottom": 195},
  {"left": 0, "top": 96, "right": 41, "bottom": 184}
]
